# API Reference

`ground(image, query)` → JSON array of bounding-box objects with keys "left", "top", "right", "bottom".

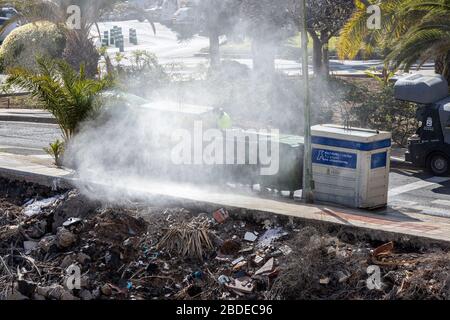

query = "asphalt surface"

[
  {"left": 0, "top": 121, "right": 61, "bottom": 155},
  {"left": 1, "top": 120, "right": 450, "bottom": 218},
  {"left": 385, "top": 167, "right": 450, "bottom": 218}
]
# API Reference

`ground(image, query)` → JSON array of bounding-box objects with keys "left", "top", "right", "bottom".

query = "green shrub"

[
  {"left": 332, "top": 76, "right": 418, "bottom": 147},
  {"left": 0, "top": 21, "right": 66, "bottom": 72},
  {"left": 44, "top": 139, "right": 65, "bottom": 167},
  {"left": 352, "top": 85, "right": 418, "bottom": 147},
  {"left": 110, "top": 50, "right": 170, "bottom": 97}
]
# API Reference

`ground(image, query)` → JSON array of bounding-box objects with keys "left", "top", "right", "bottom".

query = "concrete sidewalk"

[
  {"left": 0, "top": 109, "right": 56, "bottom": 124},
  {"left": 1, "top": 151, "right": 450, "bottom": 246}
]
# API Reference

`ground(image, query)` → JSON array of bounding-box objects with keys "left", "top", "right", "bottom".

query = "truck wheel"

[{"left": 427, "top": 153, "right": 450, "bottom": 176}]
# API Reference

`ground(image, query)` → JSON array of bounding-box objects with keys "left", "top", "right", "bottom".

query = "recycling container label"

[
  {"left": 371, "top": 152, "right": 387, "bottom": 169},
  {"left": 312, "top": 148, "right": 357, "bottom": 169}
]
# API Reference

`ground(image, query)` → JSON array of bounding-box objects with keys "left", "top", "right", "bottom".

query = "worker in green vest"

[{"left": 216, "top": 108, "right": 232, "bottom": 130}]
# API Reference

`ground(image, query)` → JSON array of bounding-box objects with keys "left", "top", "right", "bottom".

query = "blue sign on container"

[
  {"left": 312, "top": 148, "right": 357, "bottom": 169},
  {"left": 371, "top": 152, "right": 387, "bottom": 169}
]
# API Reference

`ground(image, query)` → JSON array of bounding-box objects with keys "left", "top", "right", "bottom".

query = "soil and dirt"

[{"left": 1, "top": 177, "right": 449, "bottom": 300}]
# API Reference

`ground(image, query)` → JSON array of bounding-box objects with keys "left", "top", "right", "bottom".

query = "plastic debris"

[
  {"left": 231, "top": 256, "right": 245, "bottom": 266},
  {"left": 213, "top": 208, "right": 229, "bottom": 223},
  {"left": 62, "top": 217, "right": 82, "bottom": 228},
  {"left": 22, "top": 196, "right": 62, "bottom": 217},
  {"left": 218, "top": 275, "right": 231, "bottom": 285},
  {"left": 253, "top": 255, "right": 264, "bottom": 265},
  {"left": 244, "top": 232, "right": 258, "bottom": 242},
  {"left": 258, "top": 227, "right": 288, "bottom": 247}
]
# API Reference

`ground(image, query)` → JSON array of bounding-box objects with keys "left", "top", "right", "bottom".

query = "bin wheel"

[{"left": 427, "top": 153, "right": 450, "bottom": 176}]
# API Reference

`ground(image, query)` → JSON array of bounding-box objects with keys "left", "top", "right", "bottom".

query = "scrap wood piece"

[
  {"left": 0, "top": 256, "right": 12, "bottom": 277},
  {"left": 372, "top": 241, "right": 394, "bottom": 258},
  {"left": 372, "top": 256, "right": 423, "bottom": 267},
  {"left": 0, "top": 225, "right": 19, "bottom": 242},
  {"left": 370, "top": 241, "right": 422, "bottom": 267},
  {"left": 254, "top": 258, "right": 274, "bottom": 276}
]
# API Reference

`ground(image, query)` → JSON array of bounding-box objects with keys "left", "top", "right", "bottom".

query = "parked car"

[
  {"left": 0, "top": 7, "right": 19, "bottom": 43},
  {"left": 172, "top": 7, "right": 197, "bottom": 27}
]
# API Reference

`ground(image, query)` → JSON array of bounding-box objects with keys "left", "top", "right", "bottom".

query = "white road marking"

[
  {"left": 388, "top": 176, "right": 450, "bottom": 197},
  {"left": 415, "top": 206, "right": 450, "bottom": 218},
  {"left": 432, "top": 199, "right": 450, "bottom": 207},
  {"left": 389, "top": 199, "right": 418, "bottom": 207}
]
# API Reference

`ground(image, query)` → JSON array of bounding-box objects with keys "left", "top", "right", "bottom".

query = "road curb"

[
  {"left": 0, "top": 166, "right": 74, "bottom": 189},
  {"left": 0, "top": 115, "right": 57, "bottom": 124}
]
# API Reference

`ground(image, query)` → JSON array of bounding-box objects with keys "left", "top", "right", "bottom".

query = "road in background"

[
  {"left": 0, "top": 121, "right": 61, "bottom": 155},
  {"left": 0, "top": 21, "right": 435, "bottom": 89},
  {"left": 95, "top": 21, "right": 435, "bottom": 77}
]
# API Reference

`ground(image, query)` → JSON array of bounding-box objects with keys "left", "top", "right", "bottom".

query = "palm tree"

[
  {"left": 6, "top": 57, "right": 112, "bottom": 141},
  {"left": 387, "top": 0, "right": 450, "bottom": 82},
  {"left": 337, "top": 0, "right": 408, "bottom": 60},
  {"left": 337, "top": 0, "right": 450, "bottom": 83}
]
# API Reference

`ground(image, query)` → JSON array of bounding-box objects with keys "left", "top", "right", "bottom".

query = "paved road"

[
  {"left": 385, "top": 168, "right": 450, "bottom": 218},
  {"left": 1, "top": 120, "right": 450, "bottom": 217},
  {"left": 0, "top": 121, "right": 61, "bottom": 155}
]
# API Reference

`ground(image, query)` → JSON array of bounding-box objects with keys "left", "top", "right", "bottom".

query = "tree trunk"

[
  {"left": 319, "top": 32, "right": 331, "bottom": 78},
  {"left": 310, "top": 32, "right": 323, "bottom": 76},
  {"left": 251, "top": 38, "right": 276, "bottom": 76},
  {"left": 209, "top": 32, "right": 220, "bottom": 70},
  {"left": 435, "top": 51, "right": 450, "bottom": 84},
  {"left": 321, "top": 41, "right": 330, "bottom": 76}
]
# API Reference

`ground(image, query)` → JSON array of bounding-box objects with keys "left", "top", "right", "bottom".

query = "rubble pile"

[{"left": 1, "top": 178, "right": 450, "bottom": 300}]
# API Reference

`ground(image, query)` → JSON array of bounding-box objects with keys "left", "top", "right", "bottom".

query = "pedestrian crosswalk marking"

[
  {"left": 431, "top": 199, "right": 450, "bottom": 207},
  {"left": 388, "top": 176, "right": 450, "bottom": 197}
]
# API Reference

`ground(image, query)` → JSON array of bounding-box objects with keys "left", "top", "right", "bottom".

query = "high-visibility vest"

[{"left": 218, "top": 112, "right": 232, "bottom": 129}]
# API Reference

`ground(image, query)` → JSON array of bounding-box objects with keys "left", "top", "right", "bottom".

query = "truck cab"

[{"left": 395, "top": 74, "right": 450, "bottom": 175}]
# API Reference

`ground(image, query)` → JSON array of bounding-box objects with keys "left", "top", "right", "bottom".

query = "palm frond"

[{"left": 7, "top": 56, "right": 111, "bottom": 140}]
